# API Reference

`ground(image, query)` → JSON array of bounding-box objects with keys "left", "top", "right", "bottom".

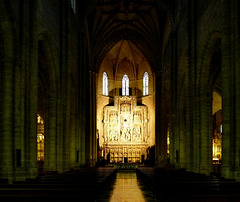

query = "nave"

[{"left": 1, "top": 167, "right": 240, "bottom": 201}]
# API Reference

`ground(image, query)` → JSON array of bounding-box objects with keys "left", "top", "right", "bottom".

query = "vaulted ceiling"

[{"left": 85, "top": 0, "right": 174, "bottom": 73}]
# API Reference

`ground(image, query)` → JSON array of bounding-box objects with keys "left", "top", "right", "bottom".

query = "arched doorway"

[{"left": 212, "top": 91, "right": 222, "bottom": 173}]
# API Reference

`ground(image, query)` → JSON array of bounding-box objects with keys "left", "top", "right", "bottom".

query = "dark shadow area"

[
  {"left": 0, "top": 167, "right": 117, "bottom": 202},
  {"left": 137, "top": 167, "right": 240, "bottom": 201}
]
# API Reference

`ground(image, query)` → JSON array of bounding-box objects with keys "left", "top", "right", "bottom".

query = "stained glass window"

[
  {"left": 143, "top": 72, "right": 149, "bottom": 96},
  {"left": 37, "top": 114, "right": 44, "bottom": 161},
  {"left": 122, "top": 74, "right": 129, "bottom": 96},
  {"left": 103, "top": 72, "right": 108, "bottom": 96}
]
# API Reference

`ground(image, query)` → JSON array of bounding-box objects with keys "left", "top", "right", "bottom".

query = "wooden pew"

[
  {"left": 137, "top": 167, "right": 240, "bottom": 201},
  {"left": 0, "top": 167, "right": 117, "bottom": 202}
]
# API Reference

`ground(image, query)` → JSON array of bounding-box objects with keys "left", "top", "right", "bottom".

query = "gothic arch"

[
  {"left": 197, "top": 31, "right": 222, "bottom": 174},
  {"left": 86, "top": 0, "right": 174, "bottom": 75},
  {"left": 38, "top": 33, "right": 59, "bottom": 96},
  {"left": 37, "top": 33, "right": 60, "bottom": 171},
  {"left": 198, "top": 31, "right": 222, "bottom": 89},
  {"left": 94, "top": 32, "right": 156, "bottom": 74}
]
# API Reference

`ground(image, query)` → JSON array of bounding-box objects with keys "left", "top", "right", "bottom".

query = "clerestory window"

[
  {"left": 143, "top": 72, "right": 149, "bottom": 96},
  {"left": 103, "top": 72, "right": 108, "bottom": 96},
  {"left": 122, "top": 74, "right": 129, "bottom": 96},
  {"left": 37, "top": 114, "right": 44, "bottom": 161}
]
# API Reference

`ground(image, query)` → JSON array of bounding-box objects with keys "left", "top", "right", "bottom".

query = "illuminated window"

[
  {"left": 212, "top": 110, "right": 222, "bottom": 164},
  {"left": 103, "top": 72, "right": 108, "bottom": 96},
  {"left": 167, "top": 129, "right": 170, "bottom": 156},
  {"left": 122, "top": 74, "right": 129, "bottom": 96},
  {"left": 37, "top": 114, "right": 44, "bottom": 161},
  {"left": 143, "top": 72, "right": 149, "bottom": 96},
  {"left": 71, "top": 0, "right": 76, "bottom": 13}
]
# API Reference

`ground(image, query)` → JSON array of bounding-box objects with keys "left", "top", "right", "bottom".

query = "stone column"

[
  {"left": 185, "top": 0, "right": 199, "bottom": 173},
  {"left": 232, "top": 1, "right": 240, "bottom": 179},
  {"left": 25, "top": 0, "right": 39, "bottom": 179},
  {"left": 14, "top": 62, "right": 26, "bottom": 181},
  {"left": 63, "top": 2, "right": 71, "bottom": 172},
  {"left": 79, "top": 29, "right": 87, "bottom": 166},
  {"left": 89, "top": 71, "right": 97, "bottom": 166},
  {"left": 155, "top": 71, "right": 167, "bottom": 167},
  {"left": 221, "top": 0, "right": 238, "bottom": 179},
  {"left": 222, "top": 0, "right": 240, "bottom": 179},
  {"left": 235, "top": 32, "right": 240, "bottom": 178},
  {"left": 54, "top": 0, "right": 71, "bottom": 173},
  {"left": 1, "top": 55, "right": 14, "bottom": 183},
  {"left": 0, "top": 8, "right": 16, "bottom": 185},
  {"left": 179, "top": 100, "right": 186, "bottom": 169},
  {"left": 45, "top": 96, "right": 57, "bottom": 171},
  {"left": 69, "top": 108, "right": 76, "bottom": 169},
  {"left": 199, "top": 86, "right": 212, "bottom": 175},
  {"left": 17, "top": 0, "right": 29, "bottom": 181},
  {"left": 56, "top": 97, "right": 63, "bottom": 172},
  {"left": 169, "top": 31, "right": 180, "bottom": 169}
]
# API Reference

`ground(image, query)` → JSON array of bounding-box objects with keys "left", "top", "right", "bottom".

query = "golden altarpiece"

[{"left": 102, "top": 96, "right": 148, "bottom": 163}]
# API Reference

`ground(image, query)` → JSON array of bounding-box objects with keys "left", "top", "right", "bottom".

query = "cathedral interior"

[{"left": 1, "top": 0, "right": 240, "bottom": 201}]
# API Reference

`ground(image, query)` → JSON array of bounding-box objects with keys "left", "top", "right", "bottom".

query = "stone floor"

[{"left": 106, "top": 171, "right": 156, "bottom": 202}]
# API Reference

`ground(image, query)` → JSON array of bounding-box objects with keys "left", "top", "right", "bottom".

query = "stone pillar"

[
  {"left": 56, "top": 97, "right": 63, "bottom": 172},
  {"left": 232, "top": 1, "right": 240, "bottom": 179},
  {"left": 14, "top": 62, "right": 26, "bottom": 181},
  {"left": 221, "top": 0, "right": 236, "bottom": 179},
  {"left": 185, "top": 0, "right": 198, "bottom": 173},
  {"left": 78, "top": 29, "right": 87, "bottom": 166},
  {"left": 53, "top": 0, "right": 71, "bottom": 173},
  {"left": 45, "top": 96, "right": 57, "bottom": 171},
  {"left": 222, "top": 0, "right": 240, "bottom": 179},
  {"left": 63, "top": 2, "right": 71, "bottom": 172},
  {"left": 89, "top": 71, "right": 97, "bottom": 166},
  {"left": 25, "top": 0, "right": 39, "bottom": 179},
  {"left": 179, "top": 101, "right": 186, "bottom": 169},
  {"left": 1, "top": 56, "right": 14, "bottom": 183},
  {"left": 155, "top": 71, "right": 167, "bottom": 167},
  {"left": 185, "top": 59, "right": 193, "bottom": 173},
  {"left": 17, "top": 1, "right": 29, "bottom": 181},
  {"left": 235, "top": 22, "right": 240, "bottom": 179},
  {"left": 69, "top": 108, "right": 76, "bottom": 169},
  {"left": 169, "top": 31, "right": 180, "bottom": 169},
  {"left": 199, "top": 86, "right": 212, "bottom": 175}
]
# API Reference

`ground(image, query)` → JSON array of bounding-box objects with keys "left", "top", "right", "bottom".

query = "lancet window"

[
  {"left": 37, "top": 114, "right": 44, "bottom": 161},
  {"left": 103, "top": 72, "right": 108, "bottom": 96},
  {"left": 143, "top": 72, "right": 149, "bottom": 96},
  {"left": 122, "top": 74, "right": 129, "bottom": 96}
]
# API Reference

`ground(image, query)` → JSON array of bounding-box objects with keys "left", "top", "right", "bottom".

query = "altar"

[{"left": 102, "top": 96, "right": 148, "bottom": 163}]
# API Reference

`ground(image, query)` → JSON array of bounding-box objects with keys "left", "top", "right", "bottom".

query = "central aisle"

[{"left": 109, "top": 171, "right": 155, "bottom": 202}]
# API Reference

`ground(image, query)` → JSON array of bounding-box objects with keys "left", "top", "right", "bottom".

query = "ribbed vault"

[{"left": 86, "top": 0, "right": 173, "bottom": 73}]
